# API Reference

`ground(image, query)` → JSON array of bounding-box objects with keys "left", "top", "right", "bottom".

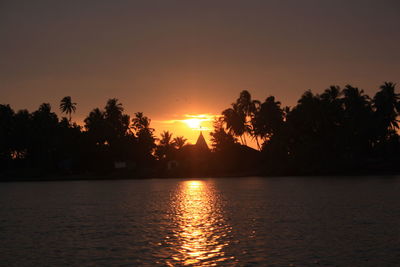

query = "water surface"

[{"left": 1, "top": 176, "right": 400, "bottom": 266}]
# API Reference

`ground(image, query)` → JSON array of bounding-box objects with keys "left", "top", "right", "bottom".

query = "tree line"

[
  {"left": 212, "top": 82, "right": 400, "bottom": 175},
  {"left": 0, "top": 97, "right": 192, "bottom": 178},
  {"left": 0, "top": 81, "right": 399, "bottom": 179}
]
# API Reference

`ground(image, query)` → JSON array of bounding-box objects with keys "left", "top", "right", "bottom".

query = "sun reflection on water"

[{"left": 166, "top": 180, "right": 233, "bottom": 266}]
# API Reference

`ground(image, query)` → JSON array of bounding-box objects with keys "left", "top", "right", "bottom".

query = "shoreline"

[{"left": 1, "top": 169, "right": 399, "bottom": 183}]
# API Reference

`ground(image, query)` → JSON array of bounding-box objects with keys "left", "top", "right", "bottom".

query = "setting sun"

[
  {"left": 1, "top": 1, "right": 399, "bottom": 266},
  {"left": 181, "top": 114, "right": 218, "bottom": 131},
  {"left": 184, "top": 118, "right": 202, "bottom": 129},
  {"left": 153, "top": 114, "right": 220, "bottom": 145}
]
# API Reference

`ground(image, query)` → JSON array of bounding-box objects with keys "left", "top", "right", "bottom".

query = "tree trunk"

[
  {"left": 255, "top": 136, "right": 261, "bottom": 150},
  {"left": 239, "top": 135, "right": 244, "bottom": 145}
]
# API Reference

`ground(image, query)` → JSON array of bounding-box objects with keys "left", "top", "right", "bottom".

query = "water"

[{"left": 1, "top": 176, "right": 400, "bottom": 266}]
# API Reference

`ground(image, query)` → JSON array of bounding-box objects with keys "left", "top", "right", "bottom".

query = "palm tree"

[
  {"left": 156, "top": 131, "right": 174, "bottom": 159},
  {"left": 0, "top": 104, "right": 15, "bottom": 160},
  {"left": 222, "top": 103, "right": 247, "bottom": 145},
  {"left": 320, "top": 86, "right": 341, "bottom": 103},
  {"left": 159, "top": 131, "right": 173, "bottom": 146},
  {"left": 132, "top": 112, "right": 156, "bottom": 155},
  {"left": 252, "top": 96, "right": 284, "bottom": 148},
  {"left": 103, "top": 98, "right": 130, "bottom": 140},
  {"left": 105, "top": 98, "right": 123, "bottom": 119},
  {"left": 210, "top": 118, "right": 238, "bottom": 152},
  {"left": 132, "top": 112, "right": 152, "bottom": 132},
  {"left": 237, "top": 90, "right": 259, "bottom": 116},
  {"left": 173, "top": 136, "right": 187, "bottom": 149},
  {"left": 220, "top": 91, "right": 261, "bottom": 146},
  {"left": 84, "top": 108, "right": 107, "bottom": 144},
  {"left": 373, "top": 82, "right": 399, "bottom": 133},
  {"left": 236, "top": 90, "right": 260, "bottom": 146},
  {"left": 59, "top": 96, "right": 77, "bottom": 122},
  {"left": 342, "top": 85, "right": 370, "bottom": 112},
  {"left": 341, "top": 85, "right": 374, "bottom": 158}
]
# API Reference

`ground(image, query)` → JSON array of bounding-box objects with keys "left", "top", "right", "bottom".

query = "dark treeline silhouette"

[
  {"left": 0, "top": 82, "right": 399, "bottom": 180},
  {"left": 213, "top": 82, "right": 400, "bottom": 175}
]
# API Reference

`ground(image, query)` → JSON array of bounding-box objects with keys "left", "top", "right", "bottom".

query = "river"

[{"left": 1, "top": 176, "right": 399, "bottom": 266}]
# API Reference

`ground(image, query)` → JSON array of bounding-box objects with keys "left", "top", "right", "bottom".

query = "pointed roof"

[{"left": 195, "top": 131, "right": 209, "bottom": 150}]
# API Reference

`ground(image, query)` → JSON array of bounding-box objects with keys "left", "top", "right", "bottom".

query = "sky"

[{"left": 1, "top": 0, "right": 399, "bottom": 144}]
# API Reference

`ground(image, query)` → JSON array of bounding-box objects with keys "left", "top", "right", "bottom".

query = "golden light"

[
  {"left": 184, "top": 118, "right": 202, "bottom": 129},
  {"left": 181, "top": 114, "right": 219, "bottom": 131},
  {"left": 153, "top": 114, "right": 221, "bottom": 145},
  {"left": 164, "top": 180, "right": 234, "bottom": 265}
]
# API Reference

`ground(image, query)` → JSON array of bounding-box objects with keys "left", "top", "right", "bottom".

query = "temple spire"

[{"left": 195, "top": 131, "right": 209, "bottom": 150}]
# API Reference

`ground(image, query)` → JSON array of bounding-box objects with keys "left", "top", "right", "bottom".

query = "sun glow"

[
  {"left": 181, "top": 114, "right": 218, "bottom": 131},
  {"left": 184, "top": 118, "right": 202, "bottom": 129},
  {"left": 153, "top": 114, "right": 221, "bottom": 145}
]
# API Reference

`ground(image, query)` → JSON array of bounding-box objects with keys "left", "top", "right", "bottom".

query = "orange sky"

[
  {"left": 73, "top": 113, "right": 219, "bottom": 146},
  {"left": 153, "top": 114, "right": 218, "bottom": 145},
  {"left": 0, "top": 1, "right": 399, "bottom": 147}
]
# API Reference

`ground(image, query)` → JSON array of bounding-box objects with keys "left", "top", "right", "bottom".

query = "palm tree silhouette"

[
  {"left": 103, "top": 98, "right": 131, "bottom": 140},
  {"left": 156, "top": 131, "right": 175, "bottom": 159},
  {"left": 320, "top": 86, "right": 341, "bottom": 102},
  {"left": 237, "top": 90, "right": 260, "bottom": 148},
  {"left": 173, "top": 136, "right": 187, "bottom": 149},
  {"left": 222, "top": 90, "right": 260, "bottom": 147},
  {"left": 59, "top": 96, "right": 77, "bottom": 122},
  {"left": 210, "top": 118, "right": 238, "bottom": 152},
  {"left": 132, "top": 112, "right": 156, "bottom": 155},
  {"left": 222, "top": 104, "right": 247, "bottom": 145},
  {"left": 105, "top": 98, "right": 124, "bottom": 118},
  {"left": 373, "top": 82, "right": 399, "bottom": 133},
  {"left": 159, "top": 131, "right": 173, "bottom": 146},
  {"left": 132, "top": 112, "right": 152, "bottom": 132},
  {"left": 252, "top": 96, "right": 284, "bottom": 148}
]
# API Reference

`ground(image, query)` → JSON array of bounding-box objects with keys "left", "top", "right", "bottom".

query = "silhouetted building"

[{"left": 195, "top": 131, "right": 209, "bottom": 151}]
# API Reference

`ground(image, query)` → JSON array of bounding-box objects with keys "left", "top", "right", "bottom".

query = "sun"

[
  {"left": 184, "top": 118, "right": 202, "bottom": 129},
  {"left": 178, "top": 114, "right": 219, "bottom": 132}
]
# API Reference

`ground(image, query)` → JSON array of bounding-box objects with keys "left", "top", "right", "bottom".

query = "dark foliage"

[{"left": 1, "top": 82, "right": 399, "bottom": 180}]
